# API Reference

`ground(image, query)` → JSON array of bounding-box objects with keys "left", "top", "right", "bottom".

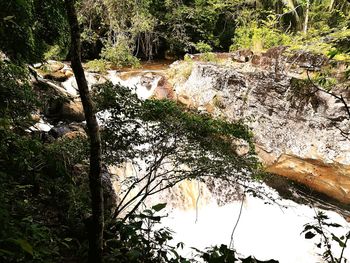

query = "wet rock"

[
  {"left": 232, "top": 49, "right": 254, "bottom": 62},
  {"left": 152, "top": 76, "right": 175, "bottom": 99},
  {"left": 61, "top": 99, "right": 85, "bottom": 122},
  {"left": 49, "top": 123, "right": 86, "bottom": 138},
  {"left": 43, "top": 71, "right": 68, "bottom": 82},
  {"left": 140, "top": 72, "right": 155, "bottom": 90},
  {"left": 49, "top": 125, "right": 71, "bottom": 138}
]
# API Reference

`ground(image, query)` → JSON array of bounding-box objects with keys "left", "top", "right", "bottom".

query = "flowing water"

[{"left": 56, "top": 61, "right": 350, "bottom": 262}]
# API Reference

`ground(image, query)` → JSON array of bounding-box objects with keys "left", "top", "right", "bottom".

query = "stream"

[{"left": 54, "top": 60, "right": 350, "bottom": 262}]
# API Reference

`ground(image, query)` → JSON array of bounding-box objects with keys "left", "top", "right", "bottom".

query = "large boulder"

[
  {"left": 152, "top": 76, "right": 175, "bottom": 100},
  {"left": 38, "top": 61, "right": 69, "bottom": 82},
  {"left": 45, "top": 98, "right": 85, "bottom": 122},
  {"left": 171, "top": 61, "right": 350, "bottom": 204},
  {"left": 61, "top": 99, "right": 85, "bottom": 122}
]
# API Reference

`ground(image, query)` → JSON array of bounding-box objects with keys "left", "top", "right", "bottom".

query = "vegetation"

[
  {"left": 1, "top": 0, "right": 350, "bottom": 262},
  {"left": 73, "top": 0, "right": 350, "bottom": 63},
  {"left": 303, "top": 211, "right": 350, "bottom": 263}
]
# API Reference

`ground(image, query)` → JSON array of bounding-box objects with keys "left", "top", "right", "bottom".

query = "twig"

[
  {"left": 229, "top": 190, "right": 245, "bottom": 249},
  {"left": 307, "top": 70, "right": 350, "bottom": 119},
  {"left": 195, "top": 180, "right": 201, "bottom": 224}
]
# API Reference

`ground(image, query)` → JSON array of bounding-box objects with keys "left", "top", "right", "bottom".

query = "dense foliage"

[
  {"left": 0, "top": 0, "right": 69, "bottom": 63},
  {"left": 75, "top": 0, "right": 350, "bottom": 65}
]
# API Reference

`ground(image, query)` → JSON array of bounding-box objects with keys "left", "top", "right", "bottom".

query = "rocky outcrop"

[
  {"left": 37, "top": 61, "right": 70, "bottom": 82},
  {"left": 45, "top": 98, "right": 85, "bottom": 122},
  {"left": 170, "top": 60, "right": 350, "bottom": 203},
  {"left": 152, "top": 76, "right": 175, "bottom": 100},
  {"left": 49, "top": 123, "right": 86, "bottom": 139}
]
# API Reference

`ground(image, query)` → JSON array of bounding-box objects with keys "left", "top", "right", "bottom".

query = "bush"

[
  {"left": 195, "top": 41, "right": 213, "bottom": 53},
  {"left": 85, "top": 59, "right": 110, "bottom": 73},
  {"left": 43, "top": 45, "right": 67, "bottom": 61},
  {"left": 230, "top": 19, "right": 292, "bottom": 52},
  {"left": 101, "top": 38, "right": 140, "bottom": 68}
]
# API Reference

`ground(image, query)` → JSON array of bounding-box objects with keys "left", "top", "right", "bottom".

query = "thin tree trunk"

[
  {"left": 64, "top": 1, "right": 104, "bottom": 262},
  {"left": 303, "top": 0, "right": 310, "bottom": 34}
]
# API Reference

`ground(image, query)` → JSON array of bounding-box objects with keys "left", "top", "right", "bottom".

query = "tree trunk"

[
  {"left": 64, "top": 1, "right": 104, "bottom": 262},
  {"left": 303, "top": 0, "right": 310, "bottom": 34}
]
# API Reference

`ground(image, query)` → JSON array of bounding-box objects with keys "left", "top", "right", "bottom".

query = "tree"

[
  {"left": 64, "top": 1, "right": 104, "bottom": 262},
  {"left": 0, "top": 0, "right": 69, "bottom": 63},
  {"left": 95, "top": 83, "right": 260, "bottom": 221}
]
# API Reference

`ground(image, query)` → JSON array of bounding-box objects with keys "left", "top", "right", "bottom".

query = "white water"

[
  {"left": 161, "top": 185, "right": 350, "bottom": 263},
  {"left": 50, "top": 65, "right": 350, "bottom": 262},
  {"left": 108, "top": 70, "right": 161, "bottom": 100},
  {"left": 103, "top": 69, "right": 350, "bottom": 263}
]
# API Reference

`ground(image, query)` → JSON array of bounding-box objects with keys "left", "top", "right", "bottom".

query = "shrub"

[
  {"left": 230, "top": 19, "right": 292, "bottom": 52},
  {"left": 85, "top": 59, "right": 109, "bottom": 74},
  {"left": 43, "top": 45, "right": 67, "bottom": 61},
  {"left": 101, "top": 37, "right": 140, "bottom": 68},
  {"left": 195, "top": 41, "right": 213, "bottom": 53}
]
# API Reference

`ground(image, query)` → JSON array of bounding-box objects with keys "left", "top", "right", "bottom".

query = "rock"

[
  {"left": 45, "top": 97, "right": 85, "bottom": 122},
  {"left": 102, "top": 167, "right": 118, "bottom": 212},
  {"left": 61, "top": 99, "right": 85, "bottom": 122},
  {"left": 232, "top": 138, "right": 250, "bottom": 156},
  {"left": 49, "top": 123, "right": 86, "bottom": 138},
  {"left": 287, "top": 50, "right": 329, "bottom": 70},
  {"left": 171, "top": 61, "right": 350, "bottom": 204},
  {"left": 177, "top": 94, "right": 193, "bottom": 107},
  {"left": 152, "top": 76, "right": 175, "bottom": 99},
  {"left": 140, "top": 73, "right": 155, "bottom": 90},
  {"left": 44, "top": 61, "right": 64, "bottom": 72},
  {"left": 266, "top": 154, "right": 350, "bottom": 204},
  {"left": 64, "top": 69, "right": 74, "bottom": 78},
  {"left": 232, "top": 49, "right": 254, "bottom": 62},
  {"left": 31, "top": 113, "right": 41, "bottom": 122},
  {"left": 63, "top": 130, "right": 87, "bottom": 139},
  {"left": 49, "top": 125, "right": 71, "bottom": 138},
  {"left": 43, "top": 71, "right": 68, "bottom": 82}
]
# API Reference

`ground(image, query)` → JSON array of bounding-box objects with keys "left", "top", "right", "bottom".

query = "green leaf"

[
  {"left": 152, "top": 203, "right": 167, "bottom": 212},
  {"left": 10, "top": 239, "right": 33, "bottom": 255},
  {"left": 3, "top": 16, "right": 15, "bottom": 21},
  {"left": 0, "top": 248, "right": 14, "bottom": 256},
  {"left": 305, "top": 231, "right": 316, "bottom": 239}
]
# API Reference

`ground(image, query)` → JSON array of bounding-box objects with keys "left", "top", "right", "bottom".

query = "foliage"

[
  {"left": 195, "top": 41, "right": 213, "bottom": 53},
  {"left": 104, "top": 204, "right": 189, "bottom": 263},
  {"left": 43, "top": 45, "right": 67, "bottom": 61},
  {"left": 231, "top": 17, "right": 292, "bottom": 52},
  {"left": 0, "top": 60, "right": 39, "bottom": 129},
  {"left": 85, "top": 59, "right": 110, "bottom": 73},
  {"left": 0, "top": 0, "right": 69, "bottom": 63},
  {"left": 74, "top": 0, "right": 350, "bottom": 60},
  {"left": 94, "top": 82, "right": 259, "bottom": 221},
  {"left": 100, "top": 39, "right": 140, "bottom": 68},
  {"left": 302, "top": 211, "right": 350, "bottom": 263},
  {"left": 0, "top": 58, "right": 90, "bottom": 262}
]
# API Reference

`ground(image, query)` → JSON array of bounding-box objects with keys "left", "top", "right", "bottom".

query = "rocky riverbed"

[{"left": 31, "top": 50, "right": 350, "bottom": 210}]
